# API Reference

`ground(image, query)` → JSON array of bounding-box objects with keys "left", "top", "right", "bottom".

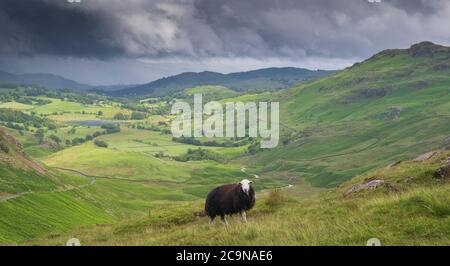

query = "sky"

[{"left": 1, "top": 0, "right": 450, "bottom": 85}]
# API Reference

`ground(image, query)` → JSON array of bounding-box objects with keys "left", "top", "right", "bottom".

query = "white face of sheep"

[{"left": 240, "top": 179, "right": 252, "bottom": 195}]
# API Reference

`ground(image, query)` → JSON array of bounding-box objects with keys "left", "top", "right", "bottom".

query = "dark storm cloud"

[
  {"left": 1, "top": 0, "right": 450, "bottom": 85},
  {"left": 0, "top": 0, "right": 123, "bottom": 58},
  {"left": 1, "top": 0, "right": 450, "bottom": 60}
]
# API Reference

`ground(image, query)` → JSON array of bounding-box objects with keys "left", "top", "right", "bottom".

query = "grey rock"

[
  {"left": 413, "top": 151, "right": 437, "bottom": 162},
  {"left": 346, "top": 180, "right": 385, "bottom": 195}
]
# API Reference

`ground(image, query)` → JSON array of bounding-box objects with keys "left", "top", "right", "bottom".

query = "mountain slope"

[
  {"left": 0, "top": 70, "right": 91, "bottom": 91},
  {"left": 0, "top": 128, "right": 114, "bottom": 243},
  {"left": 239, "top": 41, "right": 450, "bottom": 187},
  {"left": 112, "top": 67, "right": 334, "bottom": 97}
]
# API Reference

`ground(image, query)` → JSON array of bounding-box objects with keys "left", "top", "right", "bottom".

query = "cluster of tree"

[
  {"left": 154, "top": 151, "right": 166, "bottom": 158},
  {"left": 34, "top": 129, "right": 46, "bottom": 143},
  {"left": 113, "top": 113, "right": 129, "bottom": 120},
  {"left": 174, "top": 148, "right": 223, "bottom": 162},
  {"left": 128, "top": 123, "right": 170, "bottom": 135},
  {"left": 60, "top": 124, "right": 119, "bottom": 147},
  {"left": 0, "top": 85, "right": 113, "bottom": 107},
  {"left": 0, "top": 141, "right": 9, "bottom": 153},
  {"left": 101, "top": 123, "right": 121, "bottom": 134},
  {"left": 94, "top": 139, "right": 108, "bottom": 148},
  {"left": 1, "top": 122, "right": 25, "bottom": 131},
  {"left": 113, "top": 112, "right": 147, "bottom": 120},
  {"left": 129, "top": 123, "right": 163, "bottom": 132},
  {"left": 71, "top": 137, "right": 86, "bottom": 146},
  {"left": 122, "top": 103, "right": 148, "bottom": 113},
  {"left": 0, "top": 108, "right": 55, "bottom": 130},
  {"left": 148, "top": 104, "right": 171, "bottom": 116},
  {"left": 48, "top": 134, "right": 61, "bottom": 144},
  {"left": 14, "top": 97, "right": 52, "bottom": 106},
  {"left": 172, "top": 136, "right": 251, "bottom": 147},
  {"left": 66, "top": 130, "right": 114, "bottom": 147}
]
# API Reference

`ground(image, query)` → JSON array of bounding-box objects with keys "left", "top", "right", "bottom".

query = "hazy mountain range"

[
  {"left": 0, "top": 67, "right": 335, "bottom": 96},
  {"left": 0, "top": 70, "right": 91, "bottom": 91},
  {"left": 110, "top": 67, "right": 335, "bottom": 97}
]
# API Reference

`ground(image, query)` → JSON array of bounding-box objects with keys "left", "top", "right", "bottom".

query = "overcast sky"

[{"left": 1, "top": 0, "right": 450, "bottom": 85}]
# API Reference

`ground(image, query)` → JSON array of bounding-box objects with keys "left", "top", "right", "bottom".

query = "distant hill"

[
  {"left": 0, "top": 70, "right": 91, "bottom": 91},
  {"left": 111, "top": 67, "right": 335, "bottom": 97},
  {"left": 89, "top": 84, "right": 142, "bottom": 93}
]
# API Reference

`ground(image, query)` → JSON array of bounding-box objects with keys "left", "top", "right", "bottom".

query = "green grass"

[
  {"left": 27, "top": 151, "right": 450, "bottom": 246},
  {"left": 31, "top": 98, "right": 129, "bottom": 119},
  {"left": 95, "top": 127, "right": 248, "bottom": 158},
  {"left": 0, "top": 101, "right": 33, "bottom": 110},
  {"left": 184, "top": 85, "right": 237, "bottom": 101},
  {"left": 0, "top": 190, "right": 115, "bottom": 243}
]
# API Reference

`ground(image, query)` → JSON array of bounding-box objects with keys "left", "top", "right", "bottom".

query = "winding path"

[{"left": 0, "top": 173, "right": 96, "bottom": 203}]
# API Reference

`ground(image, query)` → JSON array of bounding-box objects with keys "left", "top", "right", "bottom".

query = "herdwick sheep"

[{"left": 204, "top": 179, "right": 255, "bottom": 225}]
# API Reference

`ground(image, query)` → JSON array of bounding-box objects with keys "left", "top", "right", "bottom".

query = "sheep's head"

[{"left": 240, "top": 179, "right": 253, "bottom": 195}]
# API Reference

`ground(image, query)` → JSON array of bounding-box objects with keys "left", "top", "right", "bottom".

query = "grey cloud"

[
  {"left": 0, "top": 0, "right": 123, "bottom": 58},
  {"left": 1, "top": 0, "right": 450, "bottom": 84},
  {"left": 1, "top": 0, "right": 450, "bottom": 60}
]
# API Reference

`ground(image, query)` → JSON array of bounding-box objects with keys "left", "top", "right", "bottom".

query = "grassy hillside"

[
  {"left": 29, "top": 150, "right": 450, "bottom": 246},
  {"left": 243, "top": 42, "right": 450, "bottom": 187},
  {"left": 0, "top": 128, "right": 117, "bottom": 243}
]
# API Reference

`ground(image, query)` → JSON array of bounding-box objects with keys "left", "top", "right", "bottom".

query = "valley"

[{"left": 0, "top": 42, "right": 450, "bottom": 245}]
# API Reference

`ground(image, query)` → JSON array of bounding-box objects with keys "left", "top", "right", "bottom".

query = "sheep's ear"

[{"left": 249, "top": 180, "right": 253, "bottom": 183}]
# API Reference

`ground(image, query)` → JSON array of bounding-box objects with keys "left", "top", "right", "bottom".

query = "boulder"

[
  {"left": 385, "top": 160, "right": 402, "bottom": 169},
  {"left": 441, "top": 137, "right": 450, "bottom": 150},
  {"left": 434, "top": 163, "right": 450, "bottom": 179},
  {"left": 413, "top": 151, "right": 437, "bottom": 162},
  {"left": 346, "top": 179, "right": 385, "bottom": 195}
]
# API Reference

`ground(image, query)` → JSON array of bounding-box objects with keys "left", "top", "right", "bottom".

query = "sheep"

[{"left": 204, "top": 179, "right": 255, "bottom": 225}]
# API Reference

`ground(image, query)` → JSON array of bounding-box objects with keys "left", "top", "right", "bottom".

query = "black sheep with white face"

[{"left": 204, "top": 179, "right": 255, "bottom": 224}]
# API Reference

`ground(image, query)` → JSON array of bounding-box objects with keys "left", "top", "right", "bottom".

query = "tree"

[
  {"left": 94, "top": 140, "right": 108, "bottom": 148},
  {"left": 0, "top": 142, "right": 9, "bottom": 153},
  {"left": 101, "top": 123, "right": 120, "bottom": 134},
  {"left": 72, "top": 137, "right": 85, "bottom": 146},
  {"left": 114, "top": 113, "right": 129, "bottom": 120},
  {"left": 131, "top": 111, "right": 147, "bottom": 120},
  {"left": 35, "top": 129, "right": 45, "bottom": 144},
  {"left": 49, "top": 135, "right": 61, "bottom": 144}
]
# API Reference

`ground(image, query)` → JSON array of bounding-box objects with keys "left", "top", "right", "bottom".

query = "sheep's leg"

[
  {"left": 209, "top": 216, "right": 215, "bottom": 225},
  {"left": 220, "top": 215, "right": 229, "bottom": 226},
  {"left": 240, "top": 211, "right": 247, "bottom": 223}
]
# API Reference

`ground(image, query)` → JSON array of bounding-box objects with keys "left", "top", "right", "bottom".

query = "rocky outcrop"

[
  {"left": 413, "top": 151, "right": 437, "bottom": 162},
  {"left": 441, "top": 137, "right": 450, "bottom": 150},
  {"left": 385, "top": 160, "right": 402, "bottom": 169},
  {"left": 0, "top": 128, "right": 47, "bottom": 174},
  {"left": 434, "top": 157, "right": 450, "bottom": 179},
  {"left": 345, "top": 179, "right": 385, "bottom": 195},
  {"left": 434, "top": 165, "right": 450, "bottom": 179},
  {"left": 409, "top": 42, "right": 449, "bottom": 57}
]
